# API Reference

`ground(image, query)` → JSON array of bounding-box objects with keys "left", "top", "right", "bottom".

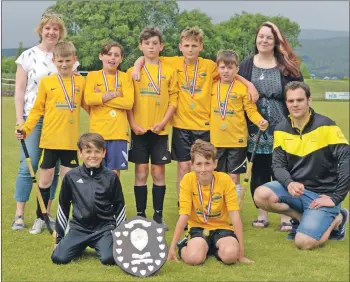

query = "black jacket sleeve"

[
  {"left": 330, "top": 143, "right": 350, "bottom": 205},
  {"left": 55, "top": 175, "right": 72, "bottom": 244},
  {"left": 272, "top": 146, "right": 294, "bottom": 189},
  {"left": 112, "top": 176, "right": 126, "bottom": 227}
]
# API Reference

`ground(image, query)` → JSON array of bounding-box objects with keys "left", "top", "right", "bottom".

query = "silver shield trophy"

[{"left": 112, "top": 216, "right": 168, "bottom": 277}]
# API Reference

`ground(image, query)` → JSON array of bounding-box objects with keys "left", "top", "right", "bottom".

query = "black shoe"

[
  {"left": 287, "top": 218, "right": 300, "bottom": 240},
  {"left": 153, "top": 214, "right": 169, "bottom": 231},
  {"left": 329, "top": 208, "right": 349, "bottom": 240},
  {"left": 137, "top": 212, "right": 146, "bottom": 218}
]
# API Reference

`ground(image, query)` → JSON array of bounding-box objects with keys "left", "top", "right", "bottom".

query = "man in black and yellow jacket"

[{"left": 254, "top": 81, "right": 349, "bottom": 250}]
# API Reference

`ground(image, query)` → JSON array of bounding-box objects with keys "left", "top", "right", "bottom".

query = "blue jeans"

[
  {"left": 264, "top": 181, "right": 341, "bottom": 240},
  {"left": 14, "top": 116, "right": 60, "bottom": 202}
]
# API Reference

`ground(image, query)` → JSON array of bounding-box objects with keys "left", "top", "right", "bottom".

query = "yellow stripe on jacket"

[
  {"left": 274, "top": 125, "right": 349, "bottom": 157},
  {"left": 84, "top": 70, "right": 134, "bottom": 141},
  {"left": 210, "top": 80, "right": 262, "bottom": 147},
  {"left": 22, "top": 74, "right": 85, "bottom": 150},
  {"left": 127, "top": 63, "right": 178, "bottom": 135}
]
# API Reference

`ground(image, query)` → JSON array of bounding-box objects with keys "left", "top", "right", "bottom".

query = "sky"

[{"left": 1, "top": 1, "right": 349, "bottom": 48}]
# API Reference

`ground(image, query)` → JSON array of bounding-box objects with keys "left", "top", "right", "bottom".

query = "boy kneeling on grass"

[
  {"left": 51, "top": 133, "right": 126, "bottom": 265},
  {"left": 168, "top": 140, "right": 253, "bottom": 265}
]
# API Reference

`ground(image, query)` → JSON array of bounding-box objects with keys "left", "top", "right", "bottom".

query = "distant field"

[{"left": 1, "top": 97, "right": 349, "bottom": 281}]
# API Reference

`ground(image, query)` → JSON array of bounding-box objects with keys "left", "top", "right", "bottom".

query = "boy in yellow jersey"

[
  {"left": 127, "top": 27, "right": 179, "bottom": 228},
  {"left": 167, "top": 140, "right": 253, "bottom": 265},
  {"left": 16, "top": 41, "right": 88, "bottom": 234},
  {"left": 85, "top": 42, "right": 134, "bottom": 176},
  {"left": 132, "top": 27, "right": 259, "bottom": 203},
  {"left": 211, "top": 50, "right": 268, "bottom": 199}
]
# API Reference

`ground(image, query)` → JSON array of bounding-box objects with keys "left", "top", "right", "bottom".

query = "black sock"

[
  {"left": 134, "top": 185, "right": 147, "bottom": 217},
  {"left": 36, "top": 186, "right": 51, "bottom": 220},
  {"left": 153, "top": 184, "right": 166, "bottom": 219}
]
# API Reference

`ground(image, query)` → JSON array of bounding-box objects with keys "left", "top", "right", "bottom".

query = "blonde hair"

[
  {"left": 35, "top": 11, "right": 67, "bottom": 42},
  {"left": 180, "top": 27, "right": 203, "bottom": 43},
  {"left": 52, "top": 41, "right": 76, "bottom": 57},
  {"left": 190, "top": 139, "right": 217, "bottom": 162},
  {"left": 216, "top": 50, "right": 240, "bottom": 67}
]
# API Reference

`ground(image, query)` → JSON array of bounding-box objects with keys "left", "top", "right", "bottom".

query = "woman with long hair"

[
  {"left": 238, "top": 22, "right": 303, "bottom": 231},
  {"left": 12, "top": 11, "right": 77, "bottom": 234}
]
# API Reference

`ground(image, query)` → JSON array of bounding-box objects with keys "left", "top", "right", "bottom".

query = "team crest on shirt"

[
  {"left": 229, "top": 94, "right": 238, "bottom": 99},
  {"left": 212, "top": 193, "right": 222, "bottom": 202},
  {"left": 161, "top": 75, "right": 166, "bottom": 79},
  {"left": 199, "top": 73, "right": 207, "bottom": 77},
  {"left": 75, "top": 87, "right": 81, "bottom": 94}
]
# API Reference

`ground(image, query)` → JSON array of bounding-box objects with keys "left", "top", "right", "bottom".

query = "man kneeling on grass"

[
  {"left": 167, "top": 140, "right": 253, "bottom": 265},
  {"left": 52, "top": 133, "right": 126, "bottom": 264},
  {"left": 254, "top": 81, "right": 349, "bottom": 250}
]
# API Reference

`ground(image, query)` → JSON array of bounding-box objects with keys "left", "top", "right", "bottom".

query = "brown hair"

[
  {"left": 77, "top": 133, "right": 105, "bottom": 151},
  {"left": 100, "top": 41, "right": 124, "bottom": 57},
  {"left": 180, "top": 26, "right": 203, "bottom": 43},
  {"left": 190, "top": 139, "right": 217, "bottom": 162},
  {"left": 255, "top": 22, "right": 301, "bottom": 77},
  {"left": 216, "top": 50, "right": 239, "bottom": 67},
  {"left": 52, "top": 41, "right": 76, "bottom": 57},
  {"left": 140, "top": 26, "right": 163, "bottom": 43},
  {"left": 284, "top": 81, "right": 311, "bottom": 100},
  {"left": 35, "top": 11, "right": 67, "bottom": 42}
]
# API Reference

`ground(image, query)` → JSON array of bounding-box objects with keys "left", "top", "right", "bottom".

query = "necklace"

[{"left": 259, "top": 69, "right": 266, "bottom": 80}]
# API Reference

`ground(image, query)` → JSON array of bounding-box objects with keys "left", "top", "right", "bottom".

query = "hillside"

[{"left": 295, "top": 36, "right": 349, "bottom": 78}]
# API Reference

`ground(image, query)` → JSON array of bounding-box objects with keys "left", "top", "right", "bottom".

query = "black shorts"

[
  {"left": 40, "top": 149, "right": 79, "bottom": 169},
  {"left": 171, "top": 127, "right": 210, "bottom": 161},
  {"left": 189, "top": 227, "right": 238, "bottom": 260},
  {"left": 216, "top": 147, "right": 247, "bottom": 174},
  {"left": 128, "top": 130, "right": 171, "bottom": 165}
]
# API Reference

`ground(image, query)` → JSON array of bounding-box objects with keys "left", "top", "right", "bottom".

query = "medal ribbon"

[
  {"left": 57, "top": 74, "right": 75, "bottom": 112},
  {"left": 102, "top": 70, "right": 118, "bottom": 93},
  {"left": 217, "top": 80, "right": 234, "bottom": 120},
  {"left": 184, "top": 59, "right": 199, "bottom": 98},
  {"left": 143, "top": 62, "right": 161, "bottom": 95},
  {"left": 197, "top": 177, "right": 215, "bottom": 223}
]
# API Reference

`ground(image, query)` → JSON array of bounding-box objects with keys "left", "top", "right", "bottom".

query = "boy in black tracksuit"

[{"left": 51, "top": 133, "right": 126, "bottom": 265}]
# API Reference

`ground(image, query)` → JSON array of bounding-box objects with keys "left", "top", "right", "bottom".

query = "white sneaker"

[{"left": 29, "top": 218, "right": 46, "bottom": 234}]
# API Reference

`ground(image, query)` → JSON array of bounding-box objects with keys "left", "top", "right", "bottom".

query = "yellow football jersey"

[
  {"left": 127, "top": 62, "right": 178, "bottom": 135},
  {"left": 85, "top": 70, "right": 134, "bottom": 141},
  {"left": 160, "top": 56, "right": 218, "bottom": 130},
  {"left": 210, "top": 80, "right": 262, "bottom": 147},
  {"left": 179, "top": 171, "right": 239, "bottom": 231},
  {"left": 23, "top": 74, "right": 85, "bottom": 150}
]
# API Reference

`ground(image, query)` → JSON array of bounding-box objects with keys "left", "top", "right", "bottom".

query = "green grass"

[
  {"left": 1, "top": 97, "right": 349, "bottom": 281},
  {"left": 304, "top": 79, "right": 349, "bottom": 100}
]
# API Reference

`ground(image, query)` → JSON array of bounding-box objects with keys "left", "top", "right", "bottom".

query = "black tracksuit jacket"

[
  {"left": 272, "top": 109, "right": 349, "bottom": 206},
  {"left": 55, "top": 164, "right": 126, "bottom": 244}
]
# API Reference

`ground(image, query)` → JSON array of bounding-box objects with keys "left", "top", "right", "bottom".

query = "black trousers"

[
  {"left": 51, "top": 226, "right": 115, "bottom": 265},
  {"left": 247, "top": 153, "right": 274, "bottom": 208}
]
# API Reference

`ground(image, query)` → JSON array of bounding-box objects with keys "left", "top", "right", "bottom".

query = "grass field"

[{"left": 1, "top": 97, "right": 349, "bottom": 281}]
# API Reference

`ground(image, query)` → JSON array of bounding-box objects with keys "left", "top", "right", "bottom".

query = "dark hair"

[
  {"left": 140, "top": 26, "right": 163, "bottom": 43},
  {"left": 254, "top": 22, "right": 300, "bottom": 77},
  {"left": 100, "top": 41, "right": 123, "bottom": 57},
  {"left": 77, "top": 133, "right": 105, "bottom": 151},
  {"left": 216, "top": 50, "right": 240, "bottom": 67},
  {"left": 190, "top": 139, "right": 217, "bottom": 162},
  {"left": 284, "top": 81, "right": 311, "bottom": 100}
]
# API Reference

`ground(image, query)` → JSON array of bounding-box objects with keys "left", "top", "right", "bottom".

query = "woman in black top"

[{"left": 238, "top": 22, "right": 303, "bottom": 231}]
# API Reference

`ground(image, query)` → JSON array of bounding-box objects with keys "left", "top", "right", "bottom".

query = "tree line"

[{"left": 2, "top": 0, "right": 311, "bottom": 77}]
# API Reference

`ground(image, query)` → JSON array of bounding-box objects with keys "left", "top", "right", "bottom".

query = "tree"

[
  {"left": 216, "top": 12, "right": 301, "bottom": 61},
  {"left": 300, "top": 62, "right": 311, "bottom": 79},
  {"left": 16, "top": 42, "right": 24, "bottom": 58},
  {"left": 49, "top": 0, "right": 179, "bottom": 71},
  {"left": 1, "top": 56, "right": 17, "bottom": 74}
]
